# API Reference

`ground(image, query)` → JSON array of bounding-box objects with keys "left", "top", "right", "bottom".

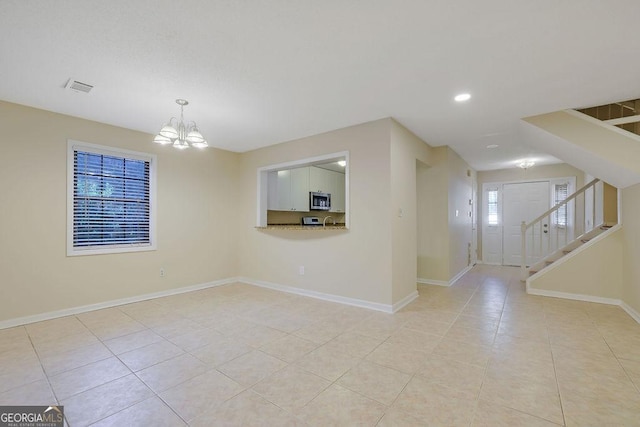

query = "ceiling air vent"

[{"left": 65, "top": 79, "right": 93, "bottom": 93}]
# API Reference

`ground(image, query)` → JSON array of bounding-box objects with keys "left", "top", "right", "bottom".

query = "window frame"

[
  {"left": 67, "top": 140, "right": 157, "bottom": 256},
  {"left": 486, "top": 188, "right": 499, "bottom": 226},
  {"left": 553, "top": 182, "right": 569, "bottom": 228}
]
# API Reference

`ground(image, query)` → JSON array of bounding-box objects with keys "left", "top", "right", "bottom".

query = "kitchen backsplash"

[{"left": 267, "top": 210, "right": 346, "bottom": 225}]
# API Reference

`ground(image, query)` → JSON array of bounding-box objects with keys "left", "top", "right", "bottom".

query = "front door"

[{"left": 502, "top": 181, "right": 550, "bottom": 266}]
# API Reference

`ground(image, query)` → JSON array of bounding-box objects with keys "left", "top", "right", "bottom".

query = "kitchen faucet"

[{"left": 323, "top": 216, "right": 335, "bottom": 227}]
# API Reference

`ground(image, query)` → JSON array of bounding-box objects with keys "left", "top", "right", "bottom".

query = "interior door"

[{"left": 502, "top": 181, "right": 550, "bottom": 266}]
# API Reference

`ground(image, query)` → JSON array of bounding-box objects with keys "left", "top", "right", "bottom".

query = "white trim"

[
  {"left": 621, "top": 302, "right": 640, "bottom": 324},
  {"left": 525, "top": 287, "right": 621, "bottom": 306},
  {"left": 238, "top": 276, "right": 393, "bottom": 313},
  {"left": 604, "top": 115, "right": 640, "bottom": 126},
  {"left": 4, "top": 272, "right": 636, "bottom": 330},
  {"left": 417, "top": 278, "right": 450, "bottom": 287},
  {"left": 392, "top": 291, "right": 419, "bottom": 313},
  {"left": 526, "top": 224, "right": 622, "bottom": 283},
  {"left": 477, "top": 261, "right": 502, "bottom": 266},
  {"left": 0, "top": 277, "right": 238, "bottom": 330},
  {"left": 618, "top": 187, "right": 623, "bottom": 225},
  {"left": 450, "top": 265, "right": 473, "bottom": 285},
  {"left": 417, "top": 265, "right": 473, "bottom": 288}
]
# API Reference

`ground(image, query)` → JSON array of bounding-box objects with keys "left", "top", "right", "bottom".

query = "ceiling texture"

[{"left": 1, "top": 0, "right": 639, "bottom": 171}]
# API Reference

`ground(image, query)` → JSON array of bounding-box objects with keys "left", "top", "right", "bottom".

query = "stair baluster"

[{"left": 520, "top": 178, "right": 602, "bottom": 280}]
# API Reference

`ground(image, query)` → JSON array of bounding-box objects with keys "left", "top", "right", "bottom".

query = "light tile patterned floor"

[{"left": 1, "top": 265, "right": 640, "bottom": 426}]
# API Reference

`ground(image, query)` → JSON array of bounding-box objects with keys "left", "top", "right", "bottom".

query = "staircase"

[
  {"left": 520, "top": 177, "right": 617, "bottom": 281},
  {"left": 527, "top": 224, "right": 612, "bottom": 277},
  {"left": 516, "top": 98, "right": 638, "bottom": 302}
]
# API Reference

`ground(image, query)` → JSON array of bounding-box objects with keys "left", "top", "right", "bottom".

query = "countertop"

[{"left": 256, "top": 223, "right": 347, "bottom": 230}]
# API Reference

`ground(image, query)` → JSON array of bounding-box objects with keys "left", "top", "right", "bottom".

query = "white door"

[{"left": 502, "top": 181, "right": 550, "bottom": 266}]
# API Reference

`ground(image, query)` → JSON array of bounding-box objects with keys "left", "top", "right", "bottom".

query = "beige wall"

[
  {"left": 237, "top": 119, "right": 396, "bottom": 305},
  {"left": 389, "top": 120, "right": 432, "bottom": 303},
  {"left": 0, "top": 101, "right": 240, "bottom": 322},
  {"left": 417, "top": 148, "right": 449, "bottom": 282},
  {"left": 603, "top": 183, "right": 618, "bottom": 225},
  {"left": 621, "top": 184, "right": 640, "bottom": 315},
  {"left": 447, "top": 148, "right": 474, "bottom": 278},
  {"left": 0, "top": 100, "right": 512, "bottom": 322},
  {"left": 476, "top": 163, "right": 586, "bottom": 261},
  {"left": 528, "top": 228, "right": 623, "bottom": 299},
  {"left": 416, "top": 147, "right": 474, "bottom": 283}
]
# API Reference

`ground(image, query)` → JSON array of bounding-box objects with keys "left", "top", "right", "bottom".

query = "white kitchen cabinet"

[
  {"left": 309, "top": 166, "right": 332, "bottom": 193},
  {"left": 331, "top": 172, "right": 346, "bottom": 213},
  {"left": 268, "top": 167, "right": 309, "bottom": 211},
  {"left": 290, "top": 167, "right": 310, "bottom": 211},
  {"left": 311, "top": 166, "right": 346, "bottom": 213}
]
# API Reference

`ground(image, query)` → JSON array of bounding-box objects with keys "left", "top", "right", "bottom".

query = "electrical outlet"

[
  {"left": 299, "top": 266, "right": 305, "bottom": 275},
  {"left": 160, "top": 268, "right": 165, "bottom": 277}
]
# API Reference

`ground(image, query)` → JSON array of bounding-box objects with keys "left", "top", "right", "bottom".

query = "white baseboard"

[
  {"left": 0, "top": 277, "right": 239, "bottom": 330},
  {"left": 476, "top": 260, "right": 502, "bottom": 266},
  {"left": 417, "top": 265, "right": 473, "bottom": 288},
  {"left": 526, "top": 286, "right": 621, "bottom": 306},
  {"left": 526, "top": 288, "right": 639, "bottom": 325},
  {"left": 237, "top": 277, "right": 394, "bottom": 313},
  {"left": 450, "top": 265, "right": 473, "bottom": 285},
  {"left": 621, "top": 302, "right": 640, "bottom": 324},
  {"left": 392, "top": 291, "right": 419, "bottom": 313},
  {"left": 417, "top": 278, "right": 449, "bottom": 287}
]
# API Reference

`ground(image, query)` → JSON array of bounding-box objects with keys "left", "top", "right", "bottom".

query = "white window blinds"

[
  {"left": 487, "top": 189, "right": 498, "bottom": 225},
  {"left": 554, "top": 183, "right": 569, "bottom": 227},
  {"left": 72, "top": 149, "right": 151, "bottom": 249}
]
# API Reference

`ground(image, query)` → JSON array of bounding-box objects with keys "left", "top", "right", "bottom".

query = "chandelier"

[
  {"left": 153, "top": 99, "right": 208, "bottom": 149},
  {"left": 518, "top": 160, "right": 535, "bottom": 169}
]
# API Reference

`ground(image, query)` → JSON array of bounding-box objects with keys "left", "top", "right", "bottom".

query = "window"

[
  {"left": 67, "top": 141, "right": 156, "bottom": 256},
  {"left": 554, "top": 183, "right": 569, "bottom": 227},
  {"left": 487, "top": 189, "right": 499, "bottom": 225}
]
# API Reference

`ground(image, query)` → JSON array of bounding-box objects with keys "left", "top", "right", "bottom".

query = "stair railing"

[{"left": 520, "top": 178, "right": 600, "bottom": 280}]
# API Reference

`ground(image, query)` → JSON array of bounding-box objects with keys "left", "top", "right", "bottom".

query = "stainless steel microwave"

[{"left": 309, "top": 192, "right": 331, "bottom": 211}]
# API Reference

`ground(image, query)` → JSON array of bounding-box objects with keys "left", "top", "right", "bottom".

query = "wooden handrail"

[{"left": 524, "top": 178, "right": 600, "bottom": 231}]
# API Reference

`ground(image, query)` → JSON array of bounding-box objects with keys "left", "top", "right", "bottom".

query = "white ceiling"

[{"left": 1, "top": 0, "right": 639, "bottom": 171}]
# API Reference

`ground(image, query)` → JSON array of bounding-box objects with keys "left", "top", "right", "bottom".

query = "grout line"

[
  {"left": 10, "top": 266, "right": 633, "bottom": 425},
  {"left": 545, "top": 306, "right": 568, "bottom": 427}
]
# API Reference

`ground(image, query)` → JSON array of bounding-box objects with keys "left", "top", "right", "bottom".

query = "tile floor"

[{"left": 1, "top": 265, "right": 640, "bottom": 426}]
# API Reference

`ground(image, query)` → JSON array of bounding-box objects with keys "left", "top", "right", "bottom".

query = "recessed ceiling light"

[
  {"left": 454, "top": 93, "right": 471, "bottom": 102},
  {"left": 486, "top": 144, "right": 499, "bottom": 149}
]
